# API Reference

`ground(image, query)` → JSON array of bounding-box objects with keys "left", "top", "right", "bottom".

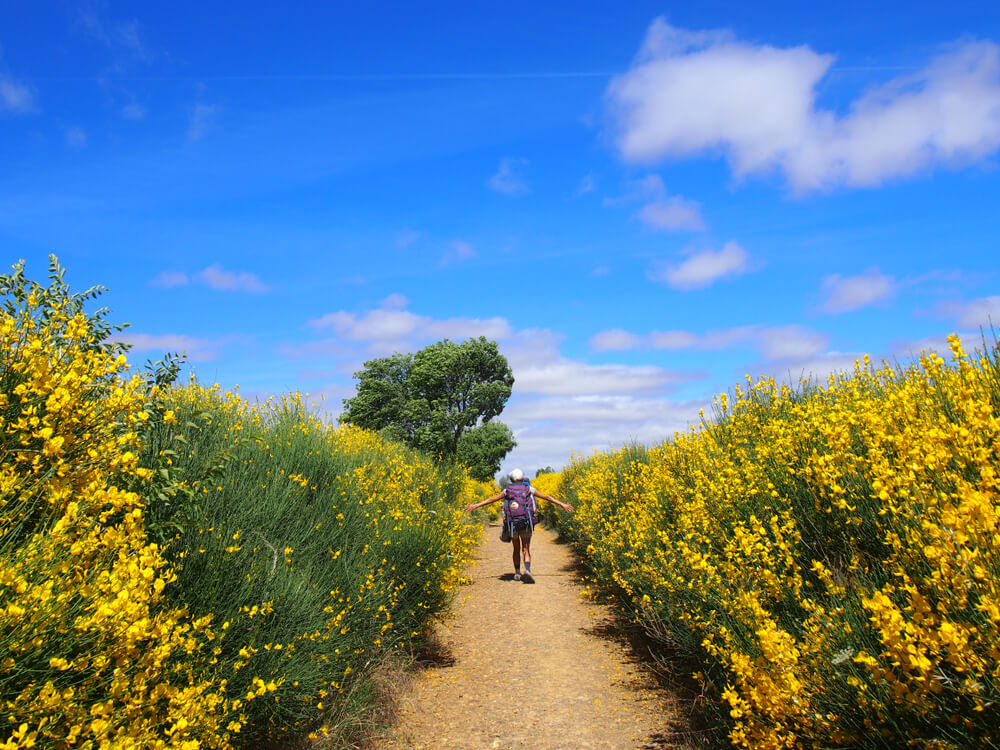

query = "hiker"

[{"left": 465, "top": 469, "right": 573, "bottom": 583}]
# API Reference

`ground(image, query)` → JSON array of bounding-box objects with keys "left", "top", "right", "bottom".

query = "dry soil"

[{"left": 378, "top": 522, "right": 697, "bottom": 750}]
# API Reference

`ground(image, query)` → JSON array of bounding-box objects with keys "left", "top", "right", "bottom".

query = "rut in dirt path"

[{"left": 379, "top": 522, "right": 700, "bottom": 750}]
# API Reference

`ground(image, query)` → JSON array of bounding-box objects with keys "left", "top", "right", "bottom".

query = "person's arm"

[
  {"left": 534, "top": 491, "right": 573, "bottom": 513},
  {"left": 465, "top": 492, "right": 504, "bottom": 513}
]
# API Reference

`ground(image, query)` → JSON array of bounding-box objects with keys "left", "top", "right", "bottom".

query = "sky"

[{"left": 3, "top": 1, "right": 1000, "bottom": 477}]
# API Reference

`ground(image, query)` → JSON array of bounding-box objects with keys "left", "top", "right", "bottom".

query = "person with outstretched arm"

[{"left": 465, "top": 469, "right": 573, "bottom": 583}]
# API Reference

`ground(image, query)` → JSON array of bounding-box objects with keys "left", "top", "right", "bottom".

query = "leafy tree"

[
  {"left": 341, "top": 336, "right": 515, "bottom": 460},
  {"left": 535, "top": 466, "right": 556, "bottom": 477},
  {"left": 457, "top": 421, "right": 517, "bottom": 482}
]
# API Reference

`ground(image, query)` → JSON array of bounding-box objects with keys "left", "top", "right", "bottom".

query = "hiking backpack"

[{"left": 503, "top": 480, "right": 538, "bottom": 535}]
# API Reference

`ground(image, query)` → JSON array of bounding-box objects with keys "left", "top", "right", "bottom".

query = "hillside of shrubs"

[
  {"left": 0, "top": 260, "right": 492, "bottom": 748},
  {"left": 553, "top": 337, "right": 1000, "bottom": 748}
]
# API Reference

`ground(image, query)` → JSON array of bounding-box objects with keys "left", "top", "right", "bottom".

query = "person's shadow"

[{"left": 497, "top": 573, "right": 516, "bottom": 581}]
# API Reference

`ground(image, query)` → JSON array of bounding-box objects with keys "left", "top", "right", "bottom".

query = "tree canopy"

[{"left": 341, "top": 337, "right": 516, "bottom": 477}]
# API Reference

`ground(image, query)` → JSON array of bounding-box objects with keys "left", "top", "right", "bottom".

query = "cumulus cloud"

[
  {"left": 636, "top": 196, "right": 706, "bottom": 231},
  {"left": 0, "top": 76, "right": 36, "bottom": 114},
  {"left": 608, "top": 18, "right": 1000, "bottom": 192},
  {"left": 821, "top": 269, "right": 895, "bottom": 312},
  {"left": 648, "top": 241, "right": 752, "bottom": 289},
  {"left": 150, "top": 265, "right": 269, "bottom": 293},
  {"left": 500, "top": 394, "right": 709, "bottom": 475},
  {"left": 307, "top": 299, "right": 512, "bottom": 355},
  {"left": 756, "top": 325, "right": 829, "bottom": 361},
  {"left": 956, "top": 295, "right": 1000, "bottom": 328},
  {"left": 487, "top": 157, "right": 530, "bottom": 195},
  {"left": 606, "top": 173, "right": 706, "bottom": 232},
  {"left": 196, "top": 264, "right": 269, "bottom": 293}
]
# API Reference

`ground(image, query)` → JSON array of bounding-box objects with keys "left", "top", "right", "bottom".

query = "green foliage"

[
  {"left": 139, "top": 387, "right": 481, "bottom": 746},
  {"left": 456, "top": 420, "right": 516, "bottom": 481},
  {"left": 535, "top": 465, "right": 555, "bottom": 477},
  {"left": 341, "top": 336, "right": 515, "bottom": 458}
]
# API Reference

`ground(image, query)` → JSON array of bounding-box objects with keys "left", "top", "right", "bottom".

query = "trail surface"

[{"left": 380, "top": 522, "right": 693, "bottom": 750}]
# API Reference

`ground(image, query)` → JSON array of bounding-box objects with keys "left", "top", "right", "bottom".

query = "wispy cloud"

[
  {"left": 112, "top": 332, "right": 222, "bottom": 362},
  {"left": 188, "top": 103, "right": 220, "bottom": 142},
  {"left": 956, "top": 295, "right": 1000, "bottom": 328},
  {"left": 150, "top": 264, "right": 269, "bottom": 293},
  {"left": 648, "top": 241, "right": 752, "bottom": 290},
  {"left": 487, "top": 157, "right": 530, "bottom": 195},
  {"left": 121, "top": 102, "right": 146, "bottom": 120},
  {"left": 576, "top": 172, "right": 598, "bottom": 195},
  {"left": 821, "top": 269, "right": 895, "bottom": 313},
  {"left": 440, "top": 239, "right": 476, "bottom": 265},
  {"left": 608, "top": 18, "right": 1000, "bottom": 193},
  {"left": 396, "top": 228, "right": 421, "bottom": 249},
  {"left": 0, "top": 76, "right": 37, "bottom": 114},
  {"left": 65, "top": 127, "right": 88, "bottom": 149},
  {"left": 590, "top": 322, "right": 827, "bottom": 362}
]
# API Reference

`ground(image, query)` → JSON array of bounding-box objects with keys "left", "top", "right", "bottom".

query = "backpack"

[{"left": 503, "top": 480, "right": 537, "bottom": 535}]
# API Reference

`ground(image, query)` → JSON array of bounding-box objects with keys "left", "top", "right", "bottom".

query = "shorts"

[{"left": 512, "top": 526, "right": 532, "bottom": 542}]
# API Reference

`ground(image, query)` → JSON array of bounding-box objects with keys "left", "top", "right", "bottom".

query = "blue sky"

[{"left": 3, "top": 1, "right": 1000, "bottom": 475}]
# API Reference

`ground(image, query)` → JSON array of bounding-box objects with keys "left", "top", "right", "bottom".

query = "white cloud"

[
  {"left": 589, "top": 328, "right": 644, "bottom": 352},
  {"left": 756, "top": 325, "right": 829, "bottom": 361},
  {"left": 590, "top": 323, "right": 827, "bottom": 362},
  {"left": 188, "top": 103, "right": 219, "bottom": 142},
  {"left": 487, "top": 157, "right": 530, "bottom": 195},
  {"left": 195, "top": 264, "right": 269, "bottom": 292},
  {"left": 121, "top": 103, "right": 146, "bottom": 120},
  {"left": 151, "top": 265, "right": 268, "bottom": 292},
  {"left": 576, "top": 172, "right": 598, "bottom": 194},
  {"left": 957, "top": 295, "right": 1000, "bottom": 328},
  {"left": 501, "top": 394, "right": 709, "bottom": 475},
  {"left": 648, "top": 241, "right": 752, "bottom": 289},
  {"left": 636, "top": 196, "right": 705, "bottom": 231},
  {"left": 0, "top": 76, "right": 36, "bottom": 114},
  {"left": 113, "top": 332, "right": 221, "bottom": 362},
  {"left": 608, "top": 18, "right": 1000, "bottom": 192},
  {"left": 441, "top": 239, "right": 476, "bottom": 265},
  {"left": 65, "top": 126, "right": 87, "bottom": 149},
  {"left": 396, "top": 228, "right": 421, "bottom": 248},
  {"left": 307, "top": 301, "right": 512, "bottom": 355},
  {"left": 150, "top": 271, "right": 189, "bottom": 288},
  {"left": 821, "top": 269, "right": 895, "bottom": 312},
  {"left": 590, "top": 266, "right": 611, "bottom": 277}
]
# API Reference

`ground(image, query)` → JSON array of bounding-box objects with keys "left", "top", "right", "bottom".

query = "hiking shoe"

[
  {"left": 513, "top": 573, "right": 521, "bottom": 581},
  {"left": 522, "top": 570, "right": 535, "bottom": 584}
]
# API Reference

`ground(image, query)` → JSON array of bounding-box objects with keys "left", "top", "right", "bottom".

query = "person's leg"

[
  {"left": 519, "top": 530, "right": 534, "bottom": 582},
  {"left": 512, "top": 536, "right": 522, "bottom": 576}
]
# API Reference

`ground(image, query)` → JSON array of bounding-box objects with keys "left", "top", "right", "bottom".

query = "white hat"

[{"left": 508, "top": 468, "right": 525, "bottom": 482}]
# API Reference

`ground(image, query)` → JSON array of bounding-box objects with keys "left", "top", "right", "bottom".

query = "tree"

[
  {"left": 535, "top": 466, "right": 555, "bottom": 477},
  {"left": 341, "top": 337, "right": 515, "bottom": 460},
  {"left": 457, "top": 421, "right": 517, "bottom": 482}
]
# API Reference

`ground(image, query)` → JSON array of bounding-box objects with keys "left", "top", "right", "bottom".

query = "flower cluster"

[
  {"left": 556, "top": 337, "right": 1000, "bottom": 748},
  {"left": 0, "top": 261, "right": 230, "bottom": 748}
]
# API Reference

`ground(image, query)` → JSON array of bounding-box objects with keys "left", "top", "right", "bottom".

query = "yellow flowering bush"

[
  {"left": 0, "top": 260, "right": 230, "bottom": 749},
  {"left": 556, "top": 337, "right": 1000, "bottom": 748},
  {"left": 141, "top": 382, "right": 486, "bottom": 745}
]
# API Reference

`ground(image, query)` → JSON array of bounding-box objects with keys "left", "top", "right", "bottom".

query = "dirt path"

[{"left": 380, "top": 522, "right": 694, "bottom": 750}]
